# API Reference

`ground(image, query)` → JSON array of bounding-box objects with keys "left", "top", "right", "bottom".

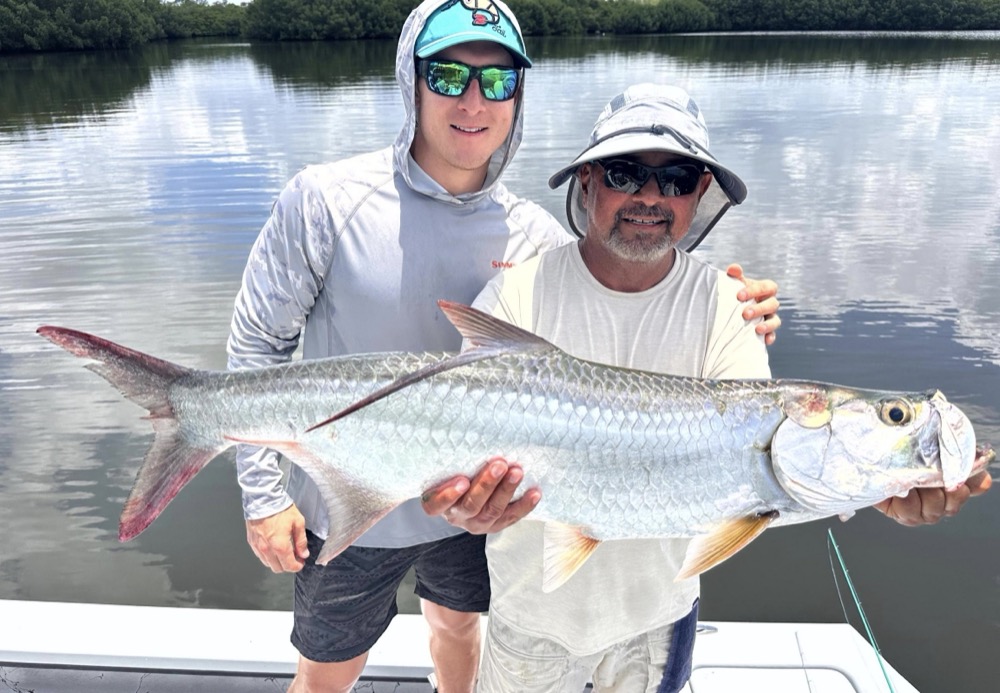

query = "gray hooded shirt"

[{"left": 227, "top": 0, "right": 572, "bottom": 547}]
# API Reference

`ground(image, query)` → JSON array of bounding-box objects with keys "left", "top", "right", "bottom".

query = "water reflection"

[
  {"left": 0, "top": 45, "right": 169, "bottom": 132},
  {"left": 247, "top": 38, "right": 397, "bottom": 87},
  {"left": 1, "top": 33, "right": 999, "bottom": 692}
]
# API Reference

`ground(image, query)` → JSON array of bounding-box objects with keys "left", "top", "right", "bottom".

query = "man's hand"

[
  {"left": 246, "top": 504, "right": 309, "bottom": 573},
  {"left": 875, "top": 468, "right": 992, "bottom": 526},
  {"left": 421, "top": 457, "right": 541, "bottom": 534},
  {"left": 727, "top": 263, "right": 781, "bottom": 346}
]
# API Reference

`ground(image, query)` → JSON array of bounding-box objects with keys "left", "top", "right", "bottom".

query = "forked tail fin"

[{"left": 37, "top": 326, "right": 221, "bottom": 541}]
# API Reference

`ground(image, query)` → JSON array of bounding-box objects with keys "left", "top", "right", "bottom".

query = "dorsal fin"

[
  {"left": 438, "top": 300, "right": 554, "bottom": 352},
  {"left": 306, "top": 301, "right": 557, "bottom": 433}
]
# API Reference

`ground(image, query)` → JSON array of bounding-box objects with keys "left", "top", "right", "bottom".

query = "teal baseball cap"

[{"left": 415, "top": 0, "right": 532, "bottom": 68}]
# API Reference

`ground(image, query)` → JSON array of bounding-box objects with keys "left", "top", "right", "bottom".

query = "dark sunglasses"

[
  {"left": 595, "top": 158, "right": 706, "bottom": 197},
  {"left": 417, "top": 59, "right": 521, "bottom": 102}
]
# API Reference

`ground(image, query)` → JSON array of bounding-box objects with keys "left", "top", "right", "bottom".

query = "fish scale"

[{"left": 36, "top": 301, "right": 986, "bottom": 591}]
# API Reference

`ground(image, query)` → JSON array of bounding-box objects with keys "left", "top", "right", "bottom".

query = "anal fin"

[
  {"left": 542, "top": 522, "right": 601, "bottom": 593},
  {"left": 676, "top": 511, "right": 778, "bottom": 581},
  {"left": 225, "top": 435, "right": 401, "bottom": 566}
]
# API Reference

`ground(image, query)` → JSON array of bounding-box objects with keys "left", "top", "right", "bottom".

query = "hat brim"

[{"left": 548, "top": 131, "right": 746, "bottom": 206}]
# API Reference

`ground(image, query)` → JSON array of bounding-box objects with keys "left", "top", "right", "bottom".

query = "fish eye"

[{"left": 878, "top": 398, "right": 914, "bottom": 426}]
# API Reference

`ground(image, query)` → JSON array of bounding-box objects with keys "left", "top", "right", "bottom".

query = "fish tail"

[{"left": 37, "top": 326, "right": 219, "bottom": 541}]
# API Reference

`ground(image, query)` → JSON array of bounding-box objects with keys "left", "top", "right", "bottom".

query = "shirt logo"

[{"left": 492, "top": 260, "right": 515, "bottom": 269}]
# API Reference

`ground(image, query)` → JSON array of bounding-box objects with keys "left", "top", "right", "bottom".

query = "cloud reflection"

[{"left": 1, "top": 35, "right": 998, "bottom": 614}]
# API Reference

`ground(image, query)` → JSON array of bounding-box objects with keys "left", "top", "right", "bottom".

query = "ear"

[
  {"left": 696, "top": 171, "right": 713, "bottom": 201},
  {"left": 578, "top": 164, "right": 595, "bottom": 204}
]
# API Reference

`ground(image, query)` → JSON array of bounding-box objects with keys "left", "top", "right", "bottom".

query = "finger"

[
  {"left": 942, "top": 484, "right": 972, "bottom": 517},
  {"left": 258, "top": 547, "right": 284, "bottom": 573},
  {"left": 742, "top": 279, "right": 778, "bottom": 304},
  {"left": 755, "top": 314, "right": 782, "bottom": 336},
  {"left": 488, "top": 487, "right": 542, "bottom": 533},
  {"left": 247, "top": 531, "right": 280, "bottom": 571},
  {"left": 916, "top": 488, "right": 948, "bottom": 524},
  {"left": 278, "top": 548, "right": 306, "bottom": 573},
  {"left": 966, "top": 470, "right": 993, "bottom": 497},
  {"left": 293, "top": 523, "right": 310, "bottom": 562},
  {"left": 878, "top": 491, "right": 923, "bottom": 526},
  {"left": 464, "top": 466, "right": 525, "bottom": 532},
  {"left": 726, "top": 264, "right": 752, "bottom": 302},
  {"left": 420, "top": 476, "right": 472, "bottom": 515},
  {"left": 746, "top": 296, "right": 780, "bottom": 319},
  {"left": 454, "top": 459, "right": 510, "bottom": 519}
]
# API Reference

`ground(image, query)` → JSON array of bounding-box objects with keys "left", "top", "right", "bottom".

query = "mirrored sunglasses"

[
  {"left": 417, "top": 59, "right": 521, "bottom": 102},
  {"left": 595, "top": 159, "right": 706, "bottom": 197}
]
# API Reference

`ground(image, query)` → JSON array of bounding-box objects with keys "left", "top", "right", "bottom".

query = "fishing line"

[{"left": 827, "top": 528, "right": 896, "bottom": 693}]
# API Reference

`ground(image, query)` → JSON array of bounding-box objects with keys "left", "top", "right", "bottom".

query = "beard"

[{"left": 603, "top": 204, "right": 677, "bottom": 263}]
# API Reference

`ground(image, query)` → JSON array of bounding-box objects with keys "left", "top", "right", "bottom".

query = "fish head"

[{"left": 771, "top": 385, "right": 977, "bottom": 515}]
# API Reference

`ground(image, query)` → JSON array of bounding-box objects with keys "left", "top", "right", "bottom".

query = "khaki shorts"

[{"left": 478, "top": 601, "right": 698, "bottom": 693}]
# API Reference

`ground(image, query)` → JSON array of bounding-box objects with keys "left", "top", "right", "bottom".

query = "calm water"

[{"left": 2, "top": 33, "right": 999, "bottom": 691}]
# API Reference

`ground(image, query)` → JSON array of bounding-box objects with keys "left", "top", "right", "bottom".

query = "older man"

[
  {"left": 423, "top": 82, "right": 991, "bottom": 692},
  {"left": 466, "top": 82, "right": 768, "bottom": 693}
]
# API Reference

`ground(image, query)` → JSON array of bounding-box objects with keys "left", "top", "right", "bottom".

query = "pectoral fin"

[
  {"left": 542, "top": 522, "right": 601, "bottom": 593},
  {"left": 676, "top": 511, "right": 778, "bottom": 581}
]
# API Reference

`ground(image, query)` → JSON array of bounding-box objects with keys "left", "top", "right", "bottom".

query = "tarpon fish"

[{"left": 37, "top": 301, "right": 991, "bottom": 592}]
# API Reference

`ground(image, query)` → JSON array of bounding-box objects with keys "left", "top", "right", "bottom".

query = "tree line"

[
  {"left": 2, "top": 0, "right": 998, "bottom": 54},
  {"left": 0, "top": 0, "right": 243, "bottom": 52}
]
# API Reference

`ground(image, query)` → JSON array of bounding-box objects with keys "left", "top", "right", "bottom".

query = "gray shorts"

[
  {"left": 479, "top": 600, "right": 699, "bottom": 693},
  {"left": 291, "top": 530, "right": 490, "bottom": 662}
]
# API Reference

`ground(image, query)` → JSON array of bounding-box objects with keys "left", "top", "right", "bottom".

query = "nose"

[
  {"left": 457, "top": 80, "right": 487, "bottom": 111},
  {"left": 632, "top": 174, "right": 664, "bottom": 203}
]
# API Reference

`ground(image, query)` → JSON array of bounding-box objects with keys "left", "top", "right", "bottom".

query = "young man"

[
  {"left": 425, "top": 83, "right": 993, "bottom": 692},
  {"left": 227, "top": 2, "right": 781, "bottom": 691}
]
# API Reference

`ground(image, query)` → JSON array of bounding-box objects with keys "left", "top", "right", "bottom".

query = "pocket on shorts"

[{"left": 481, "top": 616, "right": 574, "bottom": 690}]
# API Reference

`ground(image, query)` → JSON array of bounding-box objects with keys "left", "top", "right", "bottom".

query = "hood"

[{"left": 393, "top": 0, "right": 529, "bottom": 204}]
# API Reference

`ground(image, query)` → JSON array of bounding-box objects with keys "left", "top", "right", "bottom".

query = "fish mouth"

[
  {"left": 973, "top": 444, "right": 996, "bottom": 473},
  {"left": 925, "top": 391, "right": 977, "bottom": 491}
]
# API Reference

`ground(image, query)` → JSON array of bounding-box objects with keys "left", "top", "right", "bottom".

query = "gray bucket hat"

[{"left": 548, "top": 83, "right": 747, "bottom": 251}]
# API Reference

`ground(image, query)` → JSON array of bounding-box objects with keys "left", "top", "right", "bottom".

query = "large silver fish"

[{"left": 37, "top": 301, "right": 990, "bottom": 592}]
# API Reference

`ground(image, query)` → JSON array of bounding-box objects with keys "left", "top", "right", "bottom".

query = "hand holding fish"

[
  {"left": 245, "top": 504, "right": 310, "bottom": 573},
  {"left": 727, "top": 263, "right": 781, "bottom": 346},
  {"left": 421, "top": 458, "right": 542, "bottom": 534},
  {"left": 874, "top": 449, "right": 993, "bottom": 526}
]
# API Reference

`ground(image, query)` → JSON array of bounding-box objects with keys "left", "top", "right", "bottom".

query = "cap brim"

[{"left": 415, "top": 33, "right": 532, "bottom": 68}]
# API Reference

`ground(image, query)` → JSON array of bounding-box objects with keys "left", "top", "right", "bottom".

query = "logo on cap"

[{"left": 449, "top": 0, "right": 500, "bottom": 27}]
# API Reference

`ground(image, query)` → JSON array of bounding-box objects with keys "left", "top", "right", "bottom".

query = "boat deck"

[{"left": 0, "top": 599, "right": 919, "bottom": 692}]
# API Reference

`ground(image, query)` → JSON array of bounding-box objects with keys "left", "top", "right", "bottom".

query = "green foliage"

[
  {"left": 1, "top": 0, "right": 998, "bottom": 54},
  {"left": 241, "top": 0, "right": 415, "bottom": 41},
  {"left": 0, "top": 0, "right": 242, "bottom": 53},
  {"left": 160, "top": 0, "right": 244, "bottom": 39},
  {"left": 701, "top": 0, "right": 1000, "bottom": 31}
]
